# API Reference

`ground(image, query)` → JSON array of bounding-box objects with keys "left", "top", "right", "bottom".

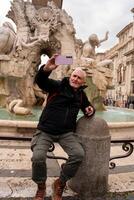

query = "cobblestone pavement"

[{"left": 0, "top": 140, "right": 133, "bottom": 199}]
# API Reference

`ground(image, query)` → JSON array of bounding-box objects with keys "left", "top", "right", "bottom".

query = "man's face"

[{"left": 69, "top": 68, "right": 86, "bottom": 89}]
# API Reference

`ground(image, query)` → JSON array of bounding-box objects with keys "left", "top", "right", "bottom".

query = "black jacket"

[{"left": 35, "top": 66, "right": 95, "bottom": 135}]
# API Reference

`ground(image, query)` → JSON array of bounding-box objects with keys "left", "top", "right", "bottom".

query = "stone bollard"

[{"left": 69, "top": 116, "right": 111, "bottom": 200}]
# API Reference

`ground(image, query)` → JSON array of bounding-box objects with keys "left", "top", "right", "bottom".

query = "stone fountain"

[
  {"left": 0, "top": 0, "right": 113, "bottom": 115},
  {"left": 0, "top": 0, "right": 133, "bottom": 146}
]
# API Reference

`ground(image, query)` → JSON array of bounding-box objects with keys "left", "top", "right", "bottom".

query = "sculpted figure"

[
  {"left": 82, "top": 31, "right": 109, "bottom": 59},
  {"left": 97, "top": 59, "right": 113, "bottom": 69},
  {"left": 29, "top": 7, "right": 52, "bottom": 43},
  {"left": 80, "top": 31, "right": 113, "bottom": 69},
  {"left": 8, "top": 99, "right": 32, "bottom": 115},
  {"left": 0, "top": 22, "right": 16, "bottom": 54},
  {"left": 75, "top": 39, "right": 83, "bottom": 59},
  {"left": 92, "top": 70, "right": 108, "bottom": 91}
]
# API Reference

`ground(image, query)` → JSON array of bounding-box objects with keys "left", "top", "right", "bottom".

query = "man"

[{"left": 31, "top": 55, "right": 95, "bottom": 200}]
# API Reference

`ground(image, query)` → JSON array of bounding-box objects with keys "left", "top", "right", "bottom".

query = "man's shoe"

[
  {"left": 34, "top": 183, "right": 46, "bottom": 200},
  {"left": 52, "top": 178, "right": 66, "bottom": 200}
]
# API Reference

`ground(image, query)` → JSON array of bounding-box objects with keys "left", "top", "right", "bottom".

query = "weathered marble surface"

[{"left": 0, "top": 0, "right": 113, "bottom": 114}]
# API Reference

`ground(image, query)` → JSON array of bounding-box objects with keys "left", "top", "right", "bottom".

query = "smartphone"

[{"left": 55, "top": 55, "right": 73, "bottom": 65}]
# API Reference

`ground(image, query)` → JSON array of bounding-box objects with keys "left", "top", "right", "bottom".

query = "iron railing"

[
  {"left": 109, "top": 139, "right": 134, "bottom": 169},
  {"left": 0, "top": 135, "right": 68, "bottom": 161},
  {"left": 0, "top": 136, "right": 133, "bottom": 167}
]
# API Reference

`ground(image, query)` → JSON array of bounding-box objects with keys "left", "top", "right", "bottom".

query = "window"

[
  {"left": 131, "top": 81, "right": 134, "bottom": 94},
  {"left": 117, "top": 65, "right": 126, "bottom": 84},
  {"left": 131, "top": 66, "right": 134, "bottom": 79}
]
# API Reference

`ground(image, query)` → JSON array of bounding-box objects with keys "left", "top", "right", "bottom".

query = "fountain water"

[{"left": 0, "top": 106, "right": 134, "bottom": 141}]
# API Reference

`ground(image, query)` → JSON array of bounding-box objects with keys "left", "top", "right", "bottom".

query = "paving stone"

[{"left": 0, "top": 140, "right": 134, "bottom": 199}]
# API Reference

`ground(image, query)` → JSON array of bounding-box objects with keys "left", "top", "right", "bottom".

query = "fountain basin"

[{"left": 0, "top": 107, "right": 134, "bottom": 140}]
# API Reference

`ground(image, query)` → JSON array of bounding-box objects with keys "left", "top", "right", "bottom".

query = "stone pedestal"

[{"left": 69, "top": 117, "right": 111, "bottom": 200}]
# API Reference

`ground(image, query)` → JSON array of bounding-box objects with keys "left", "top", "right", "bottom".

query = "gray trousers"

[{"left": 31, "top": 129, "right": 85, "bottom": 184}]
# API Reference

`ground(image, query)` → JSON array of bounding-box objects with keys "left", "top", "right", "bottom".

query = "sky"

[
  {"left": 0, "top": 0, "right": 134, "bottom": 52},
  {"left": 62, "top": 0, "right": 134, "bottom": 52}
]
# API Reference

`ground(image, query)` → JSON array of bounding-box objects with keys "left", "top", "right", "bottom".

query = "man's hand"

[
  {"left": 85, "top": 106, "right": 94, "bottom": 117},
  {"left": 44, "top": 54, "right": 59, "bottom": 72}
]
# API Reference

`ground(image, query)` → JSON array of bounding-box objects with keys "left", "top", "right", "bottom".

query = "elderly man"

[{"left": 31, "top": 55, "right": 95, "bottom": 200}]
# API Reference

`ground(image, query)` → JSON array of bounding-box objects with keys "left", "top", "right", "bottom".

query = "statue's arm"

[{"left": 99, "top": 31, "right": 109, "bottom": 44}]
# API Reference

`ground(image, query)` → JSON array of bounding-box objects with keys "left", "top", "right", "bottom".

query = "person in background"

[{"left": 31, "top": 54, "right": 95, "bottom": 200}]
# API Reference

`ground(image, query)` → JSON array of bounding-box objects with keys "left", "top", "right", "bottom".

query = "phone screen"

[{"left": 55, "top": 55, "right": 73, "bottom": 65}]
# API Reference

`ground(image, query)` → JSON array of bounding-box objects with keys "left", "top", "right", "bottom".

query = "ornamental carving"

[{"left": 0, "top": 0, "right": 113, "bottom": 114}]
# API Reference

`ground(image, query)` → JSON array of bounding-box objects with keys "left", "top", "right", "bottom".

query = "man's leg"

[
  {"left": 31, "top": 130, "right": 53, "bottom": 200},
  {"left": 52, "top": 132, "right": 85, "bottom": 200}
]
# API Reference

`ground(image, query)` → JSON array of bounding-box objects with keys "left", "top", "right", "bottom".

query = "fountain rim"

[{"left": 0, "top": 119, "right": 134, "bottom": 128}]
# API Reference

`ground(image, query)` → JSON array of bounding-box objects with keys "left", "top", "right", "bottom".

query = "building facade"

[{"left": 105, "top": 19, "right": 134, "bottom": 107}]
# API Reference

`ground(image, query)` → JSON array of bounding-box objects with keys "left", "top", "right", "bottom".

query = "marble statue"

[
  {"left": 0, "top": 0, "right": 77, "bottom": 114},
  {"left": 75, "top": 31, "right": 113, "bottom": 110},
  {"left": 0, "top": 0, "right": 113, "bottom": 114},
  {"left": 0, "top": 22, "right": 16, "bottom": 55},
  {"left": 82, "top": 31, "right": 109, "bottom": 59},
  {"left": 8, "top": 99, "right": 32, "bottom": 115}
]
